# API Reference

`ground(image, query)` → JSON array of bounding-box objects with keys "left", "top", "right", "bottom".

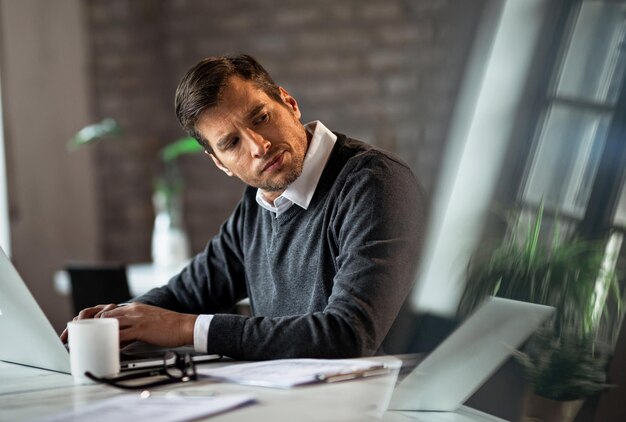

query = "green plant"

[
  {"left": 66, "top": 118, "right": 122, "bottom": 150},
  {"left": 68, "top": 119, "right": 201, "bottom": 266},
  {"left": 459, "top": 204, "right": 623, "bottom": 401},
  {"left": 155, "top": 137, "right": 203, "bottom": 197},
  {"left": 159, "top": 136, "right": 203, "bottom": 162},
  {"left": 514, "top": 329, "right": 613, "bottom": 401},
  {"left": 68, "top": 120, "right": 204, "bottom": 202},
  {"left": 153, "top": 136, "right": 203, "bottom": 224},
  {"left": 459, "top": 204, "right": 621, "bottom": 340}
]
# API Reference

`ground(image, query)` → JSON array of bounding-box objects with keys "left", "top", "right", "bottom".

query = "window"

[
  {"left": 522, "top": 0, "right": 626, "bottom": 223},
  {"left": 518, "top": 0, "right": 626, "bottom": 340}
]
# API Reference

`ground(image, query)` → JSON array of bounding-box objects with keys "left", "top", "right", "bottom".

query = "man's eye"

[
  {"left": 225, "top": 137, "right": 240, "bottom": 150},
  {"left": 255, "top": 113, "right": 269, "bottom": 125}
]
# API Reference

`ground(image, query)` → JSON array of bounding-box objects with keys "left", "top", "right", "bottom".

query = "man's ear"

[
  {"left": 279, "top": 86, "right": 301, "bottom": 120},
  {"left": 206, "top": 151, "right": 234, "bottom": 176}
]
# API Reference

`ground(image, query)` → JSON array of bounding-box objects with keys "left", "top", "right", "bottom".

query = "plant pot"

[{"left": 521, "top": 390, "right": 584, "bottom": 422}]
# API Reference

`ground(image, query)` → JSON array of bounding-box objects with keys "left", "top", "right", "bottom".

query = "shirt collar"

[{"left": 256, "top": 120, "right": 336, "bottom": 215}]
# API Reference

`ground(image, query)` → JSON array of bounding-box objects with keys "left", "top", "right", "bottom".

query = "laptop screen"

[
  {"left": 388, "top": 297, "right": 554, "bottom": 412},
  {"left": 0, "top": 247, "right": 71, "bottom": 373}
]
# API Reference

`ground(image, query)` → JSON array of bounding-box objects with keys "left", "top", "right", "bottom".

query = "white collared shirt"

[
  {"left": 193, "top": 120, "right": 336, "bottom": 352},
  {"left": 255, "top": 120, "right": 337, "bottom": 217}
]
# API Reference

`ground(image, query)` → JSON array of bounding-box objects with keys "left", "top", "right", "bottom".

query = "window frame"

[{"left": 510, "top": 0, "right": 626, "bottom": 242}]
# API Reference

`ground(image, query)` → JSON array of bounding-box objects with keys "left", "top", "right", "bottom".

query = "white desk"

[{"left": 0, "top": 359, "right": 508, "bottom": 422}]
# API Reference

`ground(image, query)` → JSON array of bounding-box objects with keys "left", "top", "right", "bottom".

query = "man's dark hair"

[{"left": 175, "top": 54, "right": 282, "bottom": 152}]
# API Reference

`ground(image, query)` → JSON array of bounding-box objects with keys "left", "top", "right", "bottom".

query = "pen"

[
  {"left": 315, "top": 365, "right": 390, "bottom": 383},
  {"left": 140, "top": 390, "right": 216, "bottom": 399}
]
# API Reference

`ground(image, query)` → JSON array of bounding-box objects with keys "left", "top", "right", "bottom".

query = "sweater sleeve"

[
  {"left": 206, "top": 154, "right": 426, "bottom": 360},
  {"left": 134, "top": 197, "right": 249, "bottom": 315}
]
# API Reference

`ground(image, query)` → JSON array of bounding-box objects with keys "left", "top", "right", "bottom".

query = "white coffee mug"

[{"left": 67, "top": 318, "right": 120, "bottom": 383}]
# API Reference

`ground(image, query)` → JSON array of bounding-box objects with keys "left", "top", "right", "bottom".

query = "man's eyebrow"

[
  {"left": 214, "top": 103, "right": 267, "bottom": 149},
  {"left": 248, "top": 103, "right": 266, "bottom": 119}
]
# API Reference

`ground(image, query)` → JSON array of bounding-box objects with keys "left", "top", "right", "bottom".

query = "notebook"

[
  {"left": 0, "top": 247, "right": 220, "bottom": 374},
  {"left": 388, "top": 296, "right": 554, "bottom": 413}
]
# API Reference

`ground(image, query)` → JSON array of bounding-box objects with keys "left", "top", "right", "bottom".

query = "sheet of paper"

[
  {"left": 197, "top": 358, "right": 387, "bottom": 388},
  {"left": 32, "top": 393, "right": 256, "bottom": 422}
]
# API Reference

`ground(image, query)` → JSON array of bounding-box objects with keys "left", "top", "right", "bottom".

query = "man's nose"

[{"left": 243, "top": 129, "right": 270, "bottom": 158}]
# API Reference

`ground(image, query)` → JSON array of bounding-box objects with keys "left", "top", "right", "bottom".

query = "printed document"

[
  {"left": 32, "top": 393, "right": 256, "bottom": 422},
  {"left": 198, "top": 358, "right": 388, "bottom": 388}
]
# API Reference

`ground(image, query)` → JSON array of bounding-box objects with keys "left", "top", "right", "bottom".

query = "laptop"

[
  {"left": 388, "top": 296, "right": 554, "bottom": 413},
  {"left": 0, "top": 247, "right": 220, "bottom": 374}
]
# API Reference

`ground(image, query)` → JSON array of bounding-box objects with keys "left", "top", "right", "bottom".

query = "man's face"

[{"left": 196, "top": 76, "right": 309, "bottom": 202}]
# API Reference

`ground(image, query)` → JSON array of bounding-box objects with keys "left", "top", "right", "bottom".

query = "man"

[{"left": 64, "top": 54, "right": 425, "bottom": 360}]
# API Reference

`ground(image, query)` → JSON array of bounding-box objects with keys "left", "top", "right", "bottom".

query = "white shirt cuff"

[{"left": 193, "top": 314, "right": 214, "bottom": 353}]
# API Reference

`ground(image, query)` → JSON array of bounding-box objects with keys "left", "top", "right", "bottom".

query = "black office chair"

[{"left": 65, "top": 264, "right": 131, "bottom": 314}]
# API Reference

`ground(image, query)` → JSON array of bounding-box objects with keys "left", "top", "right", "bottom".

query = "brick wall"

[{"left": 84, "top": 0, "right": 485, "bottom": 262}]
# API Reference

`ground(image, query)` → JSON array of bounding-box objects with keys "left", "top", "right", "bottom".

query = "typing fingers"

[
  {"left": 98, "top": 304, "right": 137, "bottom": 319},
  {"left": 61, "top": 305, "right": 108, "bottom": 342},
  {"left": 93, "top": 303, "right": 121, "bottom": 318},
  {"left": 77, "top": 304, "right": 109, "bottom": 320},
  {"left": 62, "top": 303, "right": 119, "bottom": 342}
]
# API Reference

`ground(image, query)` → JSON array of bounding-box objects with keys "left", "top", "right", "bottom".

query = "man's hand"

[
  {"left": 60, "top": 303, "right": 197, "bottom": 348},
  {"left": 60, "top": 303, "right": 120, "bottom": 343}
]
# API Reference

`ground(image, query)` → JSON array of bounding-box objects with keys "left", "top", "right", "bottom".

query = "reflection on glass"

[
  {"left": 614, "top": 174, "right": 626, "bottom": 227},
  {"left": 556, "top": 1, "right": 626, "bottom": 105},
  {"left": 524, "top": 105, "right": 610, "bottom": 217}
]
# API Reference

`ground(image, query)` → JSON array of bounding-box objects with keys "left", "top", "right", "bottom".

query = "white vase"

[{"left": 151, "top": 191, "right": 190, "bottom": 269}]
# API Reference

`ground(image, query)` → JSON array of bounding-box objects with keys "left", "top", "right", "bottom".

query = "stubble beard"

[
  {"left": 258, "top": 122, "right": 309, "bottom": 193},
  {"left": 258, "top": 158, "right": 304, "bottom": 192}
]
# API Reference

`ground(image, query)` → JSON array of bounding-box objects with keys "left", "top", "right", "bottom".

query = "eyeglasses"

[{"left": 85, "top": 352, "right": 197, "bottom": 390}]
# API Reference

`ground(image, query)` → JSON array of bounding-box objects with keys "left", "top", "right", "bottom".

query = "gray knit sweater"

[{"left": 137, "top": 134, "right": 425, "bottom": 360}]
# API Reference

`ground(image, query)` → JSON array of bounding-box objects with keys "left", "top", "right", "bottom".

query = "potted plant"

[
  {"left": 150, "top": 137, "right": 202, "bottom": 269},
  {"left": 458, "top": 204, "right": 623, "bottom": 421},
  {"left": 514, "top": 329, "right": 612, "bottom": 421},
  {"left": 68, "top": 119, "right": 203, "bottom": 268}
]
